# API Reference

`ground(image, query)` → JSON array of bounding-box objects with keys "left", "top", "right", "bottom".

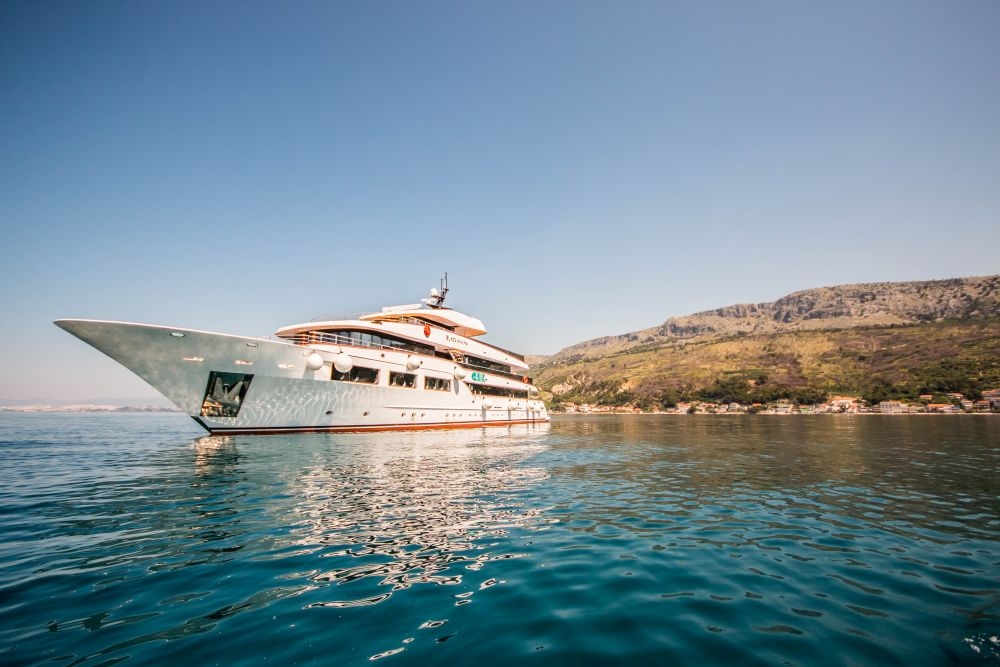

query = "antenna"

[
  {"left": 440, "top": 273, "right": 449, "bottom": 300},
  {"left": 426, "top": 273, "right": 449, "bottom": 308}
]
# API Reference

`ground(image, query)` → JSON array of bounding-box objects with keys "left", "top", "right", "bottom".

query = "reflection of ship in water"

[{"left": 192, "top": 423, "right": 551, "bottom": 608}]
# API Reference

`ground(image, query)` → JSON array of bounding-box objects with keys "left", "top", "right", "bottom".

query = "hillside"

[
  {"left": 534, "top": 276, "right": 1000, "bottom": 407},
  {"left": 545, "top": 275, "right": 1000, "bottom": 364}
]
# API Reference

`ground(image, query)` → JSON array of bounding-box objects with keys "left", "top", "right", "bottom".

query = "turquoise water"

[{"left": 1, "top": 413, "right": 998, "bottom": 666}]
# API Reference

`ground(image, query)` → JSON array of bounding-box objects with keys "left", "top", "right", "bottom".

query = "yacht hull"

[{"left": 55, "top": 319, "right": 549, "bottom": 434}]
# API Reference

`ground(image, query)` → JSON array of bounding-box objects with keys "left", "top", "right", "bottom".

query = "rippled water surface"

[{"left": 1, "top": 413, "right": 998, "bottom": 665}]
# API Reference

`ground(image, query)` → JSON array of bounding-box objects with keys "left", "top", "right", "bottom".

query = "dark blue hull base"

[{"left": 193, "top": 417, "right": 550, "bottom": 435}]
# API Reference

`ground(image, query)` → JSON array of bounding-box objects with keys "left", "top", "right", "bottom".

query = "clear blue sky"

[{"left": 2, "top": 1, "right": 998, "bottom": 401}]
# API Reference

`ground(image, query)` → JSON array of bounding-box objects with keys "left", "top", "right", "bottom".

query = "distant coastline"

[
  {"left": 555, "top": 389, "right": 1000, "bottom": 416},
  {"left": 0, "top": 404, "right": 180, "bottom": 413},
  {"left": 552, "top": 408, "right": 998, "bottom": 416}
]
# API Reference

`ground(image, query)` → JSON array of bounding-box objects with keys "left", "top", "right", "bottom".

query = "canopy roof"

[{"left": 359, "top": 304, "right": 487, "bottom": 338}]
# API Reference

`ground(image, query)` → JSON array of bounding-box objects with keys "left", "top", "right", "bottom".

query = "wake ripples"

[
  {"left": 527, "top": 416, "right": 1000, "bottom": 665},
  {"left": 1, "top": 413, "right": 998, "bottom": 665}
]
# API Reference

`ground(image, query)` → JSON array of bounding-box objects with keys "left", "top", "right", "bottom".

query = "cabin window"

[
  {"left": 425, "top": 376, "right": 452, "bottom": 392},
  {"left": 389, "top": 371, "right": 416, "bottom": 388},
  {"left": 200, "top": 371, "right": 254, "bottom": 417},
  {"left": 333, "top": 366, "right": 379, "bottom": 384}
]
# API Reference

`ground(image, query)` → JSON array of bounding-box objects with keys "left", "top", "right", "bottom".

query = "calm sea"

[{"left": 1, "top": 413, "right": 998, "bottom": 666}]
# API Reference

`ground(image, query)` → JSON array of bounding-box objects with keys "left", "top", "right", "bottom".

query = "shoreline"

[
  {"left": 0, "top": 405, "right": 181, "bottom": 413},
  {"left": 550, "top": 410, "right": 998, "bottom": 416}
]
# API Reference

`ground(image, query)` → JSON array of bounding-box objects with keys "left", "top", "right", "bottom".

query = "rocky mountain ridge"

[{"left": 543, "top": 275, "right": 1000, "bottom": 365}]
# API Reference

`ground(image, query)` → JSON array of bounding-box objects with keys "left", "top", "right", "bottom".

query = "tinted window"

[
  {"left": 389, "top": 372, "right": 416, "bottom": 388},
  {"left": 468, "top": 383, "right": 528, "bottom": 398},
  {"left": 200, "top": 371, "right": 254, "bottom": 417},
  {"left": 333, "top": 366, "right": 379, "bottom": 384},
  {"left": 425, "top": 376, "right": 452, "bottom": 391}
]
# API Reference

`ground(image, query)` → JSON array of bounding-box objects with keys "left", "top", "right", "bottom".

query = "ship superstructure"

[{"left": 56, "top": 276, "right": 548, "bottom": 434}]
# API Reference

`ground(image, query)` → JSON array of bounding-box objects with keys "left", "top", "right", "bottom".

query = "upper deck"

[
  {"left": 273, "top": 277, "right": 528, "bottom": 371},
  {"left": 359, "top": 304, "right": 487, "bottom": 338}
]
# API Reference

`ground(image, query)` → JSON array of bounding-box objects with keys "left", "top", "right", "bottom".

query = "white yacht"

[{"left": 55, "top": 276, "right": 549, "bottom": 434}]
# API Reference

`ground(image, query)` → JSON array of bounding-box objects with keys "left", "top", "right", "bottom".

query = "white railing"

[
  {"left": 277, "top": 331, "right": 413, "bottom": 353},
  {"left": 307, "top": 313, "right": 450, "bottom": 332},
  {"left": 309, "top": 312, "right": 369, "bottom": 322},
  {"left": 276, "top": 330, "right": 534, "bottom": 385}
]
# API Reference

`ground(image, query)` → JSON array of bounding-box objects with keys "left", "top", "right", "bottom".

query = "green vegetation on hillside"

[
  {"left": 537, "top": 318, "right": 1000, "bottom": 408},
  {"left": 545, "top": 275, "right": 1000, "bottom": 367}
]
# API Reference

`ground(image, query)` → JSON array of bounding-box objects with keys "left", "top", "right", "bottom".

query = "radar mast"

[{"left": 424, "top": 273, "right": 449, "bottom": 309}]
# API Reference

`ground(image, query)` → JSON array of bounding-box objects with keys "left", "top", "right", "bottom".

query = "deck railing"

[
  {"left": 278, "top": 331, "right": 415, "bottom": 353},
  {"left": 277, "top": 330, "right": 534, "bottom": 385},
  {"left": 298, "top": 313, "right": 525, "bottom": 362}
]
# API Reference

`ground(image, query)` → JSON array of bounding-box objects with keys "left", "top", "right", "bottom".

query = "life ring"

[{"left": 423, "top": 324, "right": 431, "bottom": 337}]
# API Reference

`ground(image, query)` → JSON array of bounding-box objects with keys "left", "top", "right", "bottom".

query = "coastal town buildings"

[
  {"left": 984, "top": 389, "right": 1000, "bottom": 408},
  {"left": 553, "top": 388, "right": 1000, "bottom": 415}
]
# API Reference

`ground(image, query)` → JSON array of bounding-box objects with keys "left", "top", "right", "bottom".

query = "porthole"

[{"left": 169, "top": 331, "right": 185, "bottom": 338}]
